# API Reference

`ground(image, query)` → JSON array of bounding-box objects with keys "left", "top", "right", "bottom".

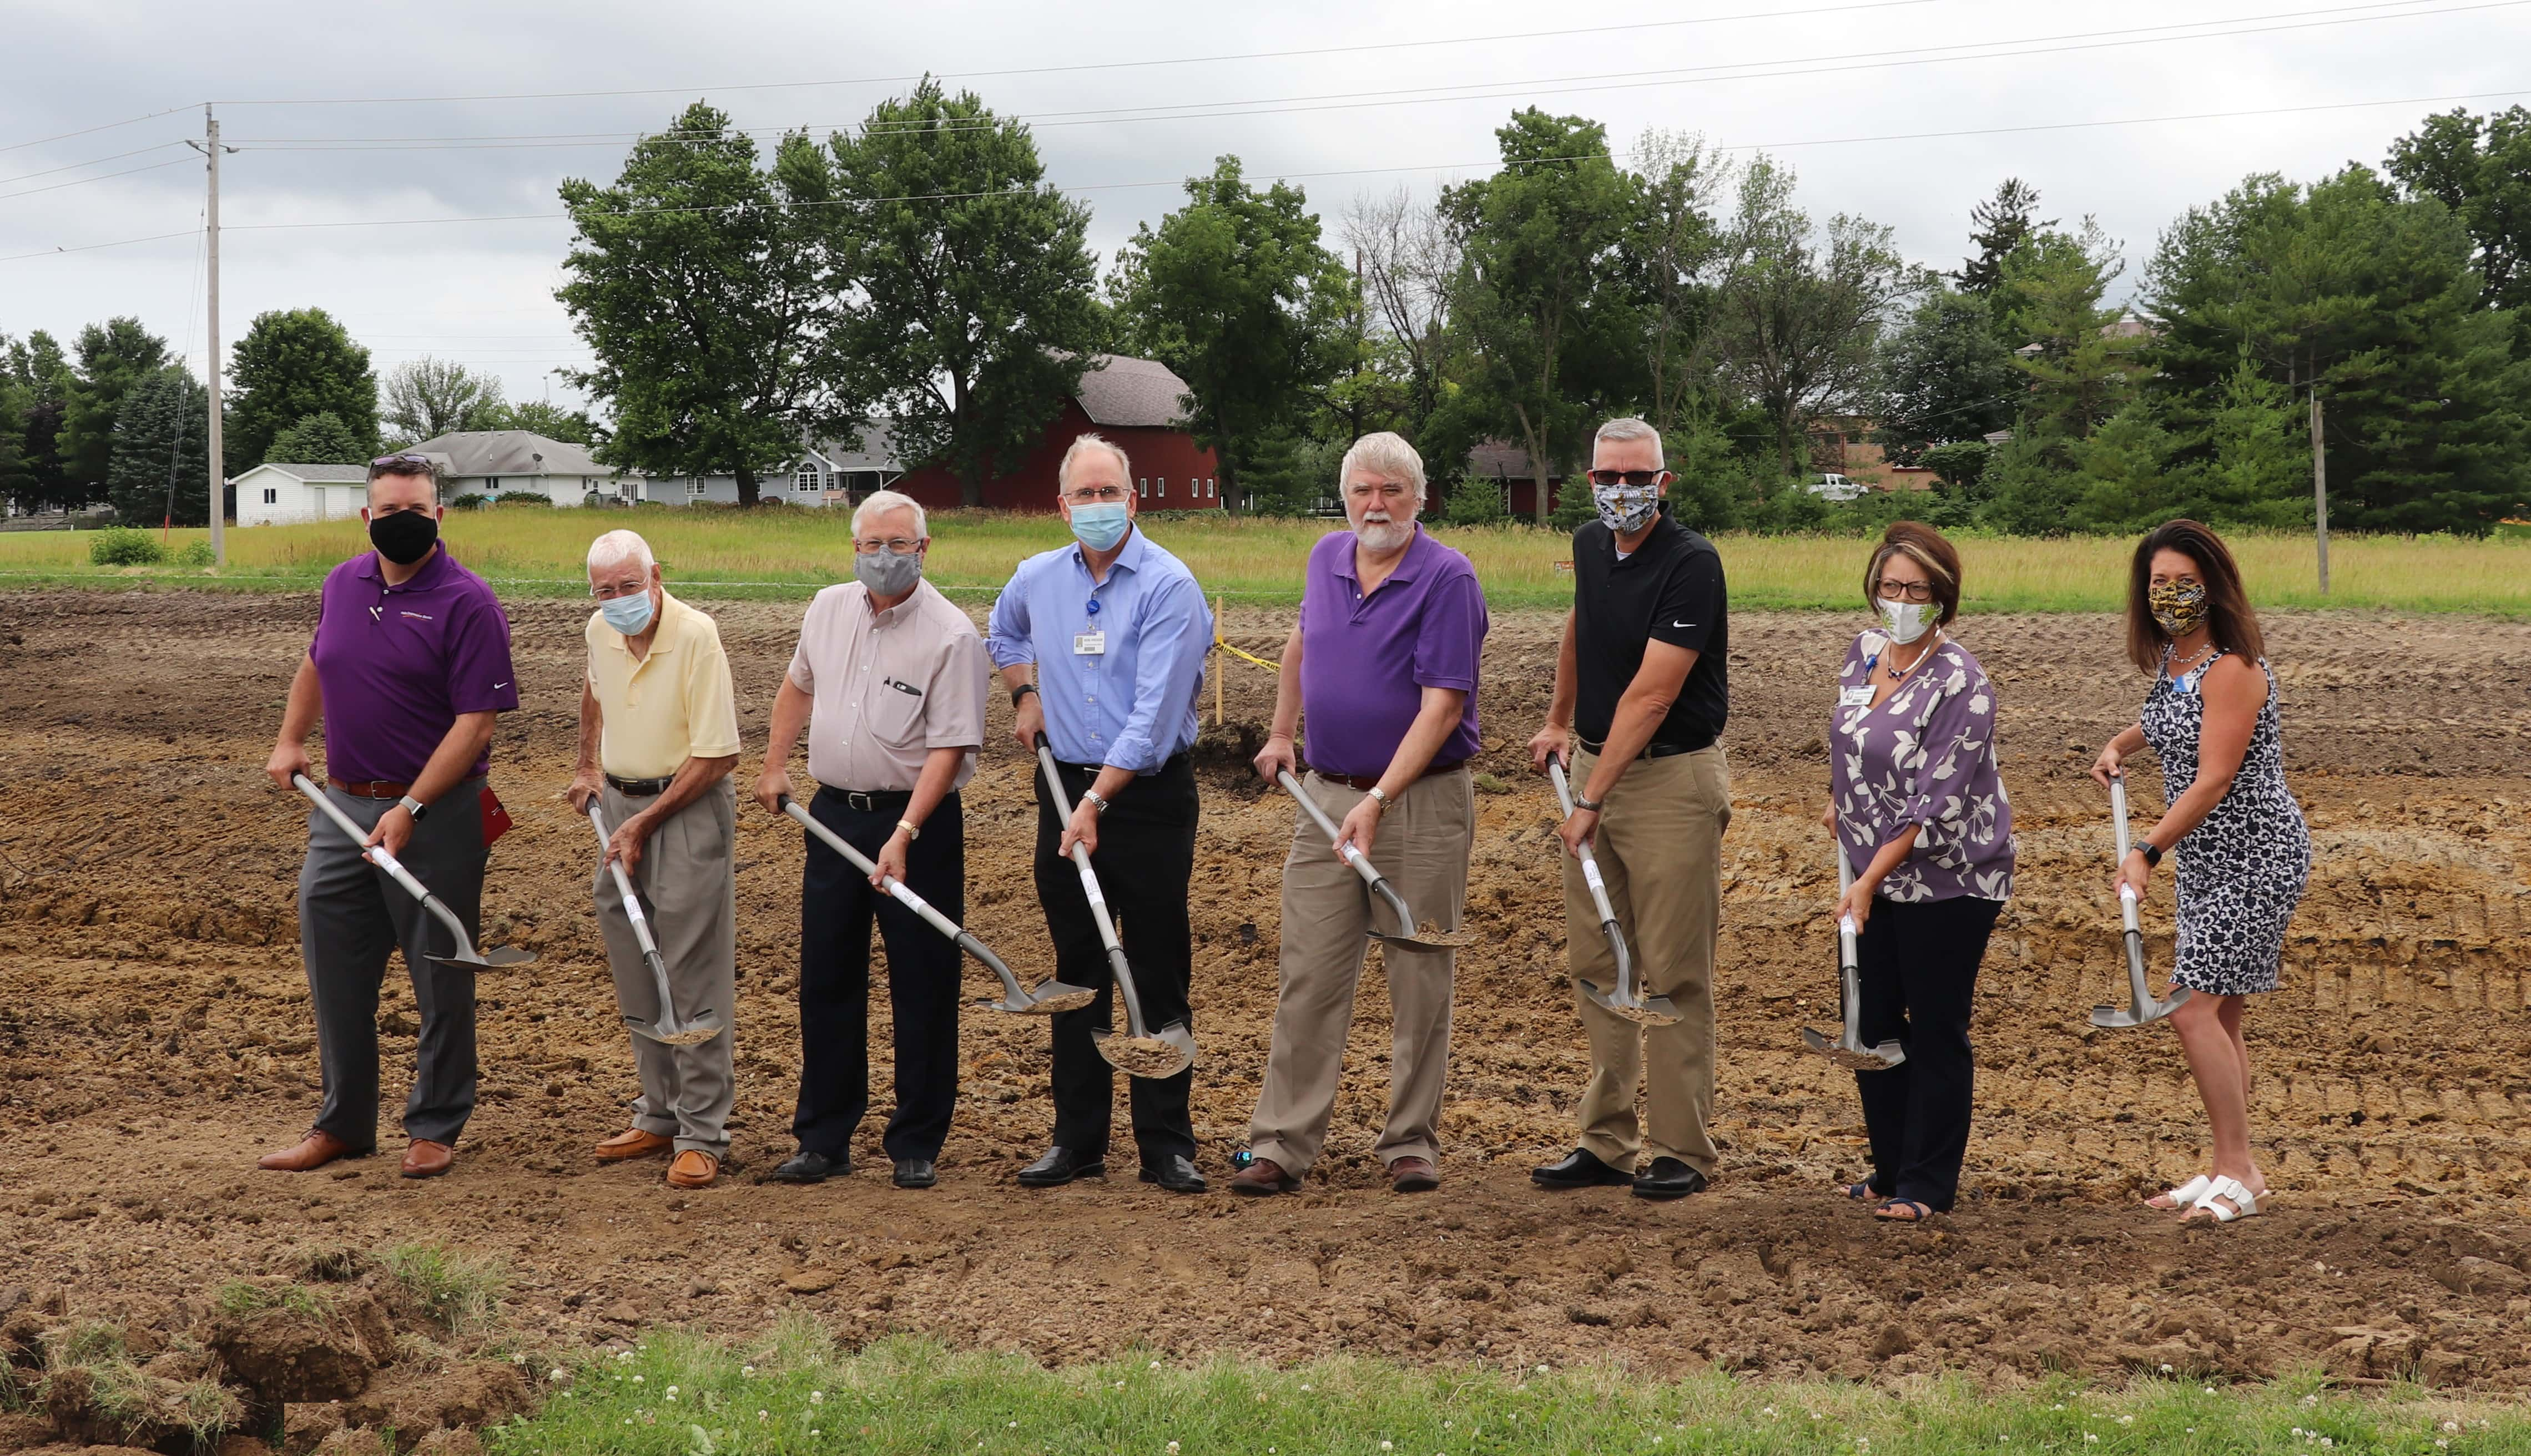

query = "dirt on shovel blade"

[{"left": 1095, "top": 1033, "right": 1195, "bottom": 1079}]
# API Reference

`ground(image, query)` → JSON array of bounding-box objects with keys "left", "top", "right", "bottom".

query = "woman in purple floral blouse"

[{"left": 1822, "top": 523, "right": 2015, "bottom": 1222}]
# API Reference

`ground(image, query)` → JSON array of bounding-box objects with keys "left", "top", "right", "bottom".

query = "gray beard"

[{"left": 1354, "top": 519, "right": 1411, "bottom": 553}]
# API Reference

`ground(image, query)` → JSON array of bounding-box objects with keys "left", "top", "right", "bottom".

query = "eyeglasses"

[
  {"left": 1875, "top": 580, "right": 1936, "bottom": 604},
  {"left": 1064, "top": 486, "right": 1128, "bottom": 504},
  {"left": 1585, "top": 469, "right": 1666, "bottom": 488},
  {"left": 853, "top": 537, "right": 922, "bottom": 555},
  {"left": 591, "top": 578, "right": 649, "bottom": 601}
]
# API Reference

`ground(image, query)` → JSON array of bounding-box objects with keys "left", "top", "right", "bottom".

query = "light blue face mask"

[
  {"left": 1068, "top": 501, "right": 1131, "bottom": 553},
  {"left": 599, "top": 588, "right": 655, "bottom": 636}
]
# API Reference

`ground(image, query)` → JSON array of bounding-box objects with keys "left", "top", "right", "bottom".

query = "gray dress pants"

[
  {"left": 298, "top": 777, "right": 486, "bottom": 1149},
  {"left": 592, "top": 780, "right": 737, "bottom": 1157}
]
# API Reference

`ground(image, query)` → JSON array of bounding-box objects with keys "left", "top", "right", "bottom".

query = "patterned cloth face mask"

[
  {"left": 2149, "top": 578, "right": 2210, "bottom": 638},
  {"left": 1591, "top": 484, "right": 1661, "bottom": 537}
]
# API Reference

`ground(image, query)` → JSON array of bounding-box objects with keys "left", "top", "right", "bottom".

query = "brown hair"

[
  {"left": 1864, "top": 521, "right": 1963, "bottom": 626},
  {"left": 2125, "top": 518, "right": 2265, "bottom": 673}
]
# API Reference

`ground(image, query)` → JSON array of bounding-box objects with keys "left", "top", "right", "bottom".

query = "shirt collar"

[
  {"left": 868, "top": 578, "right": 929, "bottom": 626},
  {"left": 1328, "top": 522, "right": 1430, "bottom": 585},
  {"left": 601, "top": 588, "right": 685, "bottom": 656},
  {"left": 1071, "top": 523, "right": 1149, "bottom": 584},
  {"left": 354, "top": 544, "right": 451, "bottom": 590}
]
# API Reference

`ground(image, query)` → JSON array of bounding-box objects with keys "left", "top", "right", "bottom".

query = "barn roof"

[{"left": 1073, "top": 354, "right": 1196, "bottom": 429}]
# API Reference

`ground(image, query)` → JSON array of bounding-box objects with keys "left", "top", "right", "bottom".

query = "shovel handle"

[
  {"left": 1546, "top": 757, "right": 1624, "bottom": 925},
  {"left": 778, "top": 796, "right": 965, "bottom": 943},
  {"left": 1036, "top": 740, "right": 1127, "bottom": 956},
  {"left": 294, "top": 773, "right": 485, "bottom": 965},
  {"left": 1276, "top": 769, "right": 1389, "bottom": 887},
  {"left": 586, "top": 804, "right": 669, "bottom": 956}
]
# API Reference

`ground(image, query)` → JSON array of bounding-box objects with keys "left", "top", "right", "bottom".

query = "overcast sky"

[{"left": 5, "top": 0, "right": 2528, "bottom": 414}]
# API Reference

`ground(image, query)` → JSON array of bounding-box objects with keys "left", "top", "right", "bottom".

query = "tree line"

[{"left": 6, "top": 90, "right": 2525, "bottom": 533}]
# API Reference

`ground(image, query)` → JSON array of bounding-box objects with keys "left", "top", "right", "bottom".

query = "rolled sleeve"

[
  {"left": 683, "top": 624, "right": 744, "bottom": 760},
  {"left": 445, "top": 592, "right": 520, "bottom": 715},
  {"left": 926, "top": 631, "right": 990, "bottom": 750},
  {"left": 985, "top": 570, "right": 1038, "bottom": 669},
  {"left": 1106, "top": 575, "right": 1208, "bottom": 774},
  {"left": 1411, "top": 569, "right": 1486, "bottom": 692}
]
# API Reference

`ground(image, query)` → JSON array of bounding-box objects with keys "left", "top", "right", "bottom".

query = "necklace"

[
  {"left": 1880, "top": 630, "right": 1944, "bottom": 683},
  {"left": 2167, "top": 638, "right": 2216, "bottom": 677}
]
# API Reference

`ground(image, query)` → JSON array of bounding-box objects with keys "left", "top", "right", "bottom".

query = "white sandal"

[
  {"left": 2148, "top": 1174, "right": 2212, "bottom": 1211},
  {"left": 2187, "top": 1175, "right": 2261, "bottom": 1223}
]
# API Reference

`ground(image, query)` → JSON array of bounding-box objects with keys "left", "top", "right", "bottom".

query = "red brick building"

[{"left": 890, "top": 355, "right": 1224, "bottom": 513}]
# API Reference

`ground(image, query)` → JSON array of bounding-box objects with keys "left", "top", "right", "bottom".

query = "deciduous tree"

[
  {"left": 224, "top": 308, "right": 376, "bottom": 474},
  {"left": 382, "top": 357, "right": 506, "bottom": 442}
]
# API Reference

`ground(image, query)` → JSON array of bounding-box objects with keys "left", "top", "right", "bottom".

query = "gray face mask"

[
  {"left": 854, "top": 547, "right": 923, "bottom": 597},
  {"left": 1592, "top": 484, "right": 1661, "bottom": 537}
]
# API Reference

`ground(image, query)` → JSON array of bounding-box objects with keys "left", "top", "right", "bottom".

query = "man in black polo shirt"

[{"left": 1526, "top": 416, "right": 1731, "bottom": 1201}]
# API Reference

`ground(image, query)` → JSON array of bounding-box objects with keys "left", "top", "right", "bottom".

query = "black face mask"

[{"left": 368, "top": 508, "right": 439, "bottom": 566}]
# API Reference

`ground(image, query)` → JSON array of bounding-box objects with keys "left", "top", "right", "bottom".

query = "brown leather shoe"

[
  {"left": 595, "top": 1129, "right": 674, "bottom": 1164},
  {"left": 258, "top": 1131, "right": 364, "bottom": 1172},
  {"left": 1228, "top": 1157, "right": 1299, "bottom": 1196},
  {"left": 1389, "top": 1156, "right": 1440, "bottom": 1194},
  {"left": 400, "top": 1139, "right": 454, "bottom": 1179},
  {"left": 665, "top": 1150, "right": 719, "bottom": 1189}
]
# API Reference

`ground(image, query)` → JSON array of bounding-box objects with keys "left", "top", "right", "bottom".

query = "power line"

[
  {"left": 0, "top": 154, "right": 196, "bottom": 204},
  {"left": 0, "top": 140, "right": 189, "bottom": 188},
  {"left": 0, "top": 103, "right": 201, "bottom": 158},
  {"left": 204, "top": 0, "right": 1957, "bottom": 109},
  {"left": 9, "top": 82, "right": 2527, "bottom": 264}
]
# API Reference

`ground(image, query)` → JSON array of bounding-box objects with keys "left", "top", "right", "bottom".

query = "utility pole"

[
  {"left": 187, "top": 107, "right": 235, "bottom": 565},
  {"left": 2310, "top": 389, "right": 2330, "bottom": 597}
]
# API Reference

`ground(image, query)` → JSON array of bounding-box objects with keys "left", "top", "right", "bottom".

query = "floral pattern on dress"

[{"left": 1828, "top": 631, "right": 2014, "bottom": 903}]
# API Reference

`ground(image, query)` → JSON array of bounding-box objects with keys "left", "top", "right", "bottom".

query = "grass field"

[
  {"left": 488, "top": 1331, "right": 2526, "bottom": 1455},
  {"left": 7, "top": 507, "right": 2530, "bottom": 614}
]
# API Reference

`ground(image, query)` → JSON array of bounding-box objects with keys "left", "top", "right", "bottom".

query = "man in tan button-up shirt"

[
  {"left": 754, "top": 491, "right": 989, "bottom": 1190},
  {"left": 567, "top": 528, "right": 743, "bottom": 1191}
]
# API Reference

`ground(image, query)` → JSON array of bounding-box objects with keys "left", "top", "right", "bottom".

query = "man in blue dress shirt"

[{"left": 987, "top": 432, "right": 1213, "bottom": 1194}]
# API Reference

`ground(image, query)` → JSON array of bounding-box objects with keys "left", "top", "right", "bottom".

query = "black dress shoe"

[
  {"left": 1531, "top": 1147, "right": 1632, "bottom": 1189},
  {"left": 1632, "top": 1156, "right": 1710, "bottom": 1201},
  {"left": 1139, "top": 1154, "right": 1207, "bottom": 1194},
  {"left": 891, "top": 1157, "right": 937, "bottom": 1190},
  {"left": 767, "top": 1149, "right": 845, "bottom": 1184},
  {"left": 1016, "top": 1146, "right": 1107, "bottom": 1187}
]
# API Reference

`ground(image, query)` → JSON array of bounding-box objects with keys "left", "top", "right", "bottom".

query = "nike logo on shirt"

[
  {"left": 492, "top": 681, "right": 509, "bottom": 690},
  {"left": 1672, "top": 620, "right": 1696, "bottom": 629}
]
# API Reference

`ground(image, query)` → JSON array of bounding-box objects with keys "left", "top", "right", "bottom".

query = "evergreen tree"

[
  {"left": 1954, "top": 179, "right": 2054, "bottom": 296},
  {"left": 60, "top": 317, "right": 170, "bottom": 492},
  {"left": 266, "top": 411, "right": 367, "bottom": 464},
  {"left": 104, "top": 366, "right": 210, "bottom": 525}
]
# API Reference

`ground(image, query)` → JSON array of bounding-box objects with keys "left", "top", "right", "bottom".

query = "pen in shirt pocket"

[{"left": 881, "top": 676, "right": 924, "bottom": 697}]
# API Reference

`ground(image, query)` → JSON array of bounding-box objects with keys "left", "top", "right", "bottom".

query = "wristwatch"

[
  {"left": 397, "top": 794, "right": 428, "bottom": 821},
  {"left": 2137, "top": 840, "right": 2162, "bottom": 868},
  {"left": 1081, "top": 790, "right": 1111, "bottom": 816},
  {"left": 896, "top": 818, "right": 921, "bottom": 841},
  {"left": 1010, "top": 683, "right": 1040, "bottom": 707},
  {"left": 1573, "top": 793, "right": 1605, "bottom": 813},
  {"left": 1366, "top": 786, "right": 1393, "bottom": 815}
]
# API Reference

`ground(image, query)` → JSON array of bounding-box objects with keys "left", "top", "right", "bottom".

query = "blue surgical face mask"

[
  {"left": 1069, "top": 501, "right": 1131, "bottom": 553},
  {"left": 599, "top": 588, "right": 656, "bottom": 636}
]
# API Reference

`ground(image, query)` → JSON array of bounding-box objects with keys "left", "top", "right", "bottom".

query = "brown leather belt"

[
  {"left": 329, "top": 777, "right": 412, "bottom": 799},
  {"left": 1322, "top": 758, "right": 1468, "bottom": 793}
]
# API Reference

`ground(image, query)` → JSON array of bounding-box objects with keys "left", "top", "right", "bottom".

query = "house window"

[
  {"left": 1138, "top": 478, "right": 1148, "bottom": 497},
  {"left": 1157, "top": 477, "right": 1166, "bottom": 498},
  {"left": 1206, "top": 478, "right": 1216, "bottom": 498},
  {"left": 262, "top": 487, "right": 277, "bottom": 504},
  {"left": 795, "top": 468, "right": 820, "bottom": 493}
]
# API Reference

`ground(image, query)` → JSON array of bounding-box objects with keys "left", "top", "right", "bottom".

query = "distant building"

[
  {"left": 889, "top": 354, "right": 1224, "bottom": 513},
  {"left": 407, "top": 431, "right": 618, "bottom": 507},
  {"left": 1467, "top": 440, "right": 1567, "bottom": 518},
  {"left": 235, "top": 462, "right": 371, "bottom": 526}
]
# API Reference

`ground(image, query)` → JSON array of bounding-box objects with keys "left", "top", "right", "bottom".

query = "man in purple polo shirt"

[
  {"left": 1234, "top": 432, "right": 1488, "bottom": 1196},
  {"left": 258, "top": 453, "right": 521, "bottom": 1180}
]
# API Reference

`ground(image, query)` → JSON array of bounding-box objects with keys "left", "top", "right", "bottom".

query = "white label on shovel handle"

[
  {"left": 885, "top": 881, "right": 926, "bottom": 913},
  {"left": 1581, "top": 858, "right": 1606, "bottom": 893},
  {"left": 366, "top": 846, "right": 407, "bottom": 877},
  {"left": 623, "top": 899, "right": 649, "bottom": 929},
  {"left": 1839, "top": 914, "right": 1858, "bottom": 936}
]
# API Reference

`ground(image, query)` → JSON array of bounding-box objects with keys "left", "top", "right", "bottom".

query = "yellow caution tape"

[{"left": 1214, "top": 636, "right": 1280, "bottom": 670}]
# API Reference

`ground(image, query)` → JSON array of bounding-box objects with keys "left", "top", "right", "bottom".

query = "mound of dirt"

[{"left": 0, "top": 589, "right": 2526, "bottom": 1403}]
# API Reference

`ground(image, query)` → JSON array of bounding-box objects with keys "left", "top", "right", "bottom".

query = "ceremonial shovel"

[
  {"left": 774, "top": 794, "right": 1095, "bottom": 1016},
  {"left": 290, "top": 773, "right": 533, "bottom": 970},
  {"left": 1799, "top": 840, "right": 1905, "bottom": 1070},
  {"left": 1547, "top": 754, "right": 1678, "bottom": 1027},
  {"left": 1274, "top": 770, "right": 1471, "bottom": 949},
  {"left": 2091, "top": 774, "right": 2192, "bottom": 1029},
  {"left": 1035, "top": 736, "right": 1198, "bottom": 1079},
  {"left": 587, "top": 803, "right": 725, "bottom": 1046}
]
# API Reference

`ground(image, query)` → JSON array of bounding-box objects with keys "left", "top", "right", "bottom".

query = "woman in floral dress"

[{"left": 1824, "top": 523, "right": 2015, "bottom": 1222}]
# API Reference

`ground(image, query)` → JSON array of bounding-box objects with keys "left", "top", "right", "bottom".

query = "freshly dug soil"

[{"left": 1, "top": 588, "right": 2527, "bottom": 1407}]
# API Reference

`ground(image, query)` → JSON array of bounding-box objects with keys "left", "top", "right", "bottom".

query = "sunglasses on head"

[
  {"left": 369, "top": 452, "right": 434, "bottom": 479},
  {"left": 1585, "top": 469, "right": 1665, "bottom": 488}
]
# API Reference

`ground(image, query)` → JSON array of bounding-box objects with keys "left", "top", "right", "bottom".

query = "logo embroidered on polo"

[{"left": 400, "top": 611, "right": 435, "bottom": 621}]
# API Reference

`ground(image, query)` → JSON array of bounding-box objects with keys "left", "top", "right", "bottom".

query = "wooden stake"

[{"left": 1213, "top": 595, "right": 1226, "bottom": 727}]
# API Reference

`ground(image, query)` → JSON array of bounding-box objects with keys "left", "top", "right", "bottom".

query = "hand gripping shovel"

[
  {"left": 290, "top": 773, "right": 533, "bottom": 970},
  {"left": 2092, "top": 774, "right": 2192, "bottom": 1029},
  {"left": 774, "top": 793, "right": 1095, "bottom": 1016},
  {"left": 1274, "top": 770, "right": 1471, "bottom": 949},
  {"left": 1798, "top": 841, "right": 1905, "bottom": 1070},
  {"left": 1547, "top": 755, "right": 1677, "bottom": 1027},
  {"left": 1034, "top": 736, "right": 1198, "bottom": 1079},
  {"left": 587, "top": 803, "right": 725, "bottom": 1046}
]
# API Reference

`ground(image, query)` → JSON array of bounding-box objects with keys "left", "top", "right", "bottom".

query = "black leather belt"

[
  {"left": 823, "top": 786, "right": 912, "bottom": 814},
  {"left": 1323, "top": 759, "right": 1468, "bottom": 792},
  {"left": 1574, "top": 735, "right": 1710, "bottom": 760},
  {"left": 605, "top": 774, "right": 674, "bottom": 796}
]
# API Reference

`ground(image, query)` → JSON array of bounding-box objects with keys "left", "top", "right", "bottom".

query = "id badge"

[
  {"left": 1073, "top": 630, "right": 1107, "bottom": 656},
  {"left": 1838, "top": 686, "right": 1874, "bottom": 707}
]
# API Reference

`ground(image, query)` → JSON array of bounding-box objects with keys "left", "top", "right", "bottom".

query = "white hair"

[
  {"left": 850, "top": 488, "right": 927, "bottom": 539},
  {"left": 1339, "top": 431, "right": 1426, "bottom": 502},
  {"left": 1594, "top": 416, "right": 1665, "bottom": 466},
  {"left": 1056, "top": 432, "right": 1132, "bottom": 495},
  {"left": 586, "top": 528, "right": 654, "bottom": 576}
]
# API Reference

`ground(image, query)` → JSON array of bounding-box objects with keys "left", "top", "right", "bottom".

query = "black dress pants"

[
  {"left": 1852, "top": 894, "right": 2002, "bottom": 1211},
  {"left": 1032, "top": 753, "right": 1198, "bottom": 1165},
  {"left": 793, "top": 786, "right": 965, "bottom": 1162}
]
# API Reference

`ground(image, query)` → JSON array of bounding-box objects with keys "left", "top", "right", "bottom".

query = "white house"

[
  {"left": 407, "top": 430, "right": 619, "bottom": 507},
  {"left": 235, "top": 463, "right": 371, "bottom": 526},
  {"left": 626, "top": 424, "right": 904, "bottom": 508}
]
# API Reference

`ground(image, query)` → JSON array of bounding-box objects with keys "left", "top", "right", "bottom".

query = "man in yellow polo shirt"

[{"left": 567, "top": 528, "right": 743, "bottom": 1190}]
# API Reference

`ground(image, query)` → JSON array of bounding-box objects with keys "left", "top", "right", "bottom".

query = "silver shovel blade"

[
  {"left": 1091, "top": 1022, "right": 1198, "bottom": 1080},
  {"left": 987, "top": 980, "right": 1100, "bottom": 1016},
  {"left": 1373, "top": 922, "right": 1478, "bottom": 950},
  {"left": 625, "top": 1013, "right": 725, "bottom": 1048},
  {"left": 1801, "top": 1024, "right": 1907, "bottom": 1069},
  {"left": 426, "top": 944, "right": 535, "bottom": 971},
  {"left": 2091, "top": 987, "right": 2191, "bottom": 1029},
  {"left": 1579, "top": 977, "right": 1682, "bottom": 1027}
]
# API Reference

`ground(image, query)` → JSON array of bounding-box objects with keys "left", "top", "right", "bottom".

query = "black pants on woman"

[{"left": 1852, "top": 894, "right": 2002, "bottom": 1211}]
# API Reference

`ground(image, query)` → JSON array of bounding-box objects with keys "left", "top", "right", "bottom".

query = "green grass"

[
  {"left": 4, "top": 509, "right": 2529, "bottom": 614},
  {"left": 486, "top": 1331, "right": 2531, "bottom": 1456},
  {"left": 384, "top": 1241, "right": 509, "bottom": 1333},
  {"left": 214, "top": 1280, "right": 335, "bottom": 1318}
]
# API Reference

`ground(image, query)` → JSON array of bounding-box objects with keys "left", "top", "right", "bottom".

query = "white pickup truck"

[{"left": 1804, "top": 472, "right": 1868, "bottom": 502}]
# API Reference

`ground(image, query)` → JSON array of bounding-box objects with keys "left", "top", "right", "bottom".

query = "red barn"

[{"left": 890, "top": 354, "right": 1224, "bottom": 513}]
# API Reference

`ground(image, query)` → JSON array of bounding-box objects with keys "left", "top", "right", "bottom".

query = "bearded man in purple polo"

[{"left": 258, "top": 453, "right": 521, "bottom": 1180}]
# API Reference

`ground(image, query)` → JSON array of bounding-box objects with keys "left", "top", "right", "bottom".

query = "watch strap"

[
  {"left": 1010, "top": 683, "right": 1040, "bottom": 706},
  {"left": 397, "top": 793, "right": 427, "bottom": 820}
]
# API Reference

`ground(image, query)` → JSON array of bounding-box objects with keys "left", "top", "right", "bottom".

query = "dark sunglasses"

[{"left": 1585, "top": 469, "right": 1666, "bottom": 488}]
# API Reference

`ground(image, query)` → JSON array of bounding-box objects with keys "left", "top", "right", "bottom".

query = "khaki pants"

[
  {"left": 1562, "top": 745, "right": 1730, "bottom": 1176},
  {"left": 1247, "top": 767, "right": 1475, "bottom": 1176},
  {"left": 593, "top": 780, "right": 737, "bottom": 1157}
]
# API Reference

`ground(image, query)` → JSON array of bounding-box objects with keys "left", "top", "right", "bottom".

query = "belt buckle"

[{"left": 846, "top": 790, "right": 875, "bottom": 813}]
